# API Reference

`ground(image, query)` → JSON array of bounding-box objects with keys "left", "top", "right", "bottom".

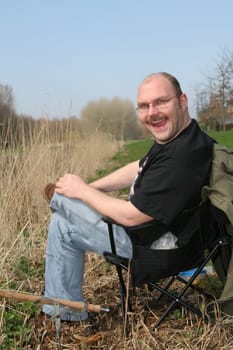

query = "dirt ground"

[{"left": 16, "top": 255, "right": 233, "bottom": 350}]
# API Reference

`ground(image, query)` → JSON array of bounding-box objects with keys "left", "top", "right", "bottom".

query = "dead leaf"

[{"left": 73, "top": 333, "right": 102, "bottom": 344}]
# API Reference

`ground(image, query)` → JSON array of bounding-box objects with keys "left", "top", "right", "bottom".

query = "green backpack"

[
  {"left": 202, "top": 143, "right": 233, "bottom": 228},
  {"left": 202, "top": 143, "right": 233, "bottom": 316}
]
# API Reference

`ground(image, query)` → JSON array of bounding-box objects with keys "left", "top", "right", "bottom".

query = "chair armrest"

[
  {"left": 103, "top": 252, "right": 129, "bottom": 269},
  {"left": 102, "top": 216, "right": 166, "bottom": 247},
  {"left": 102, "top": 216, "right": 159, "bottom": 231},
  {"left": 102, "top": 217, "right": 119, "bottom": 225}
]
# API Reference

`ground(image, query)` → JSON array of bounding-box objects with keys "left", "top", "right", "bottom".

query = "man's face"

[{"left": 137, "top": 75, "right": 190, "bottom": 144}]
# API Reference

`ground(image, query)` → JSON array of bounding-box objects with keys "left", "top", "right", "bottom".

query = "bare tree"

[
  {"left": 80, "top": 97, "right": 141, "bottom": 140},
  {"left": 0, "top": 84, "right": 16, "bottom": 147},
  {"left": 197, "top": 48, "right": 233, "bottom": 131}
]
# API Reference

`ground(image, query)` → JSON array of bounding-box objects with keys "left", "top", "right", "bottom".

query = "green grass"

[
  {"left": 92, "top": 129, "right": 233, "bottom": 182},
  {"left": 207, "top": 129, "right": 233, "bottom": 149},
  {"left": 90, "top": 138, "right": 154, "bottom": 181},
  {"left": 111, "top": 138, "right": 154, "bottom": 165},
  {"left": 115, "top": 129, "right": 233, "bottom": 166},
  {"left": 0, "top": 302, "right": 39, "bottom": 349}
]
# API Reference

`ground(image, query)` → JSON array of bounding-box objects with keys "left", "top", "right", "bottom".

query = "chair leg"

[
  {"left": 155, "top": 239, "right": 231, "bottom": 327},
  {"left": 107, "top": 222, "right": 132, "bottom": 328},
  {"left": 149, "top": 259, "right": 213, "bottom": 327},
  {"left": 114, "top": 262, "right": 134, "bottom": 332},
  {"left": 155, "top": 297, "right": 204, "bottom": 328},
  {"left": 116, "top": 265, "right": 126, "bottom": 321},
  {"left": 154, "top": 276, "right": 176, "bottom": 302}
]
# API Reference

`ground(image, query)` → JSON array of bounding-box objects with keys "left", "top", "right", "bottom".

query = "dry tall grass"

[
  {"left": 1, "top": 122, "right": 233, "bottom": 349},
  {"left": 0, "top": 122, "right": 120, "bottom": 283}
]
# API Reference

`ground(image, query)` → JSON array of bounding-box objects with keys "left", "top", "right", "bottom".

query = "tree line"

[
  {"left": 1, "top": 47, "right": 233, "bottom": 148},
  {"left": 0, "top": 90, "right": 142, "bottom": 148},
  {"left": 196, "top": 48, "right": 233, "bottom": 131}
]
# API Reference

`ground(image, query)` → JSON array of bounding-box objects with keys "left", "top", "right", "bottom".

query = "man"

[{"left": 43, "top": 72, "right": 214, "bottom": 321}]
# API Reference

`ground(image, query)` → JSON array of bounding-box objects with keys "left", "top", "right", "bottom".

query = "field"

[
  {"left": 207, "top": 129, "right": 233, "bottom": 149},
  {"left": 0, "top": 127, "right": 233, "bottom": 349}
]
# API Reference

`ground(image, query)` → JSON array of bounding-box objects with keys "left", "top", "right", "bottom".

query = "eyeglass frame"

[{"left": 136, "top": 95, "right": 179, "bottom": 114}]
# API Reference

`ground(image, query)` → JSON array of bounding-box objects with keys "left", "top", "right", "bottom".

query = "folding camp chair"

[{"left": 103, "top": 201, "right": 232, "bottom": 328}]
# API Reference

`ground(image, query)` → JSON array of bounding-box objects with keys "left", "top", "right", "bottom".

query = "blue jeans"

[{"left": 43, "top": 193, "right": 133, "bottom": 321}]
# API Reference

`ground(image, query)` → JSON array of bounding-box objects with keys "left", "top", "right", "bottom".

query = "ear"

[{"left": 179, "top": 93, "right": 188, "bottom": 112}]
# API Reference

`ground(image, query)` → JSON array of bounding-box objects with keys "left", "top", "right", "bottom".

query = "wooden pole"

[{"left": 0, "top": 290, "right": 110, "bottom": 313}]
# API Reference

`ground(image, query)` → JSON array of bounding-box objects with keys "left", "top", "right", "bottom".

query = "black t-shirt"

[{"left": 130, "top": 119, "right": 214, "bottom": 228}]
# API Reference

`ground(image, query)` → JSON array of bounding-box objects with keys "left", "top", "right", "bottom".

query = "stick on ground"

[{"left": 0, "top": 290, "right": 110, "bottom": 313}]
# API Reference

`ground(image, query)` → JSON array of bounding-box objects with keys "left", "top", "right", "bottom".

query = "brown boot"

[{"left": 44, "top": 183, "right": 56, "bottom": 203}]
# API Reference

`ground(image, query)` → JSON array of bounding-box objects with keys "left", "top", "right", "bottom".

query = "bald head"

[{"left": 140, "top": 72, "right": 183, "bottom": 98}]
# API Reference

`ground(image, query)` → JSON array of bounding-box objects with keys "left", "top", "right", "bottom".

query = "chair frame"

[{"left": 103, "top": 206, "right": 231, "bottom": 328}]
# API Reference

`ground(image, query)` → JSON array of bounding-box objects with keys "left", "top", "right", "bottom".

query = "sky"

[{"left": 1, "top": 0, "right": 233, "bottom": 119}]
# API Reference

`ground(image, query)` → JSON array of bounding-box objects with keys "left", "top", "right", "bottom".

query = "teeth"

[{"left": 151, "top": 118, "right": 164, "bottom": 124}]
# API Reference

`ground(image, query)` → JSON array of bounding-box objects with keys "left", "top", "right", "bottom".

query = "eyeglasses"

[{"left": 136, "top": 95, "right": 178, "bottom": 114}]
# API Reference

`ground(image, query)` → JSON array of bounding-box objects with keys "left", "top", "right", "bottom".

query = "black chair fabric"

[
  {"left": 103, "top": 201, "right": 232, "bottom": 327},
  {"left": 126, "top": 208, "right": 204, "bottom": 285}
]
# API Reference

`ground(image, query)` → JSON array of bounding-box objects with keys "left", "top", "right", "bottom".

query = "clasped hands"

[
  {"left": 44, "top": 173, "right": 87, "bottom": 203},
  {"left": 55, "top": 173, "right": 87, "bottom": 198}
]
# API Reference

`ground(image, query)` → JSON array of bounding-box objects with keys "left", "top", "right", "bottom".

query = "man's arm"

[
  {"left": 55, "top": 170, "right": 154, "bottom": 227},
  {"left": 89, "top": 160, "right": 139, "bottom": 192}
]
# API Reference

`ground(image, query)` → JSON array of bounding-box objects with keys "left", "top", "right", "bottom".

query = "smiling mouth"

[{"left": 149, "top": 117, "right": 167, "bottom": 128}]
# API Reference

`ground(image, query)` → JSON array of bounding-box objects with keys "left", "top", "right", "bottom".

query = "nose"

[{"left": 148, "top": 103, "right": 159, "bottom": 115}]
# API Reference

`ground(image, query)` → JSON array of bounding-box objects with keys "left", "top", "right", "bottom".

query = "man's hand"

[
  {"left": 54, "top": 171, "right": 153, "bottom": 227},
  {"left": 55, "top": 173, "right": 87, "bottom": 198}
]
